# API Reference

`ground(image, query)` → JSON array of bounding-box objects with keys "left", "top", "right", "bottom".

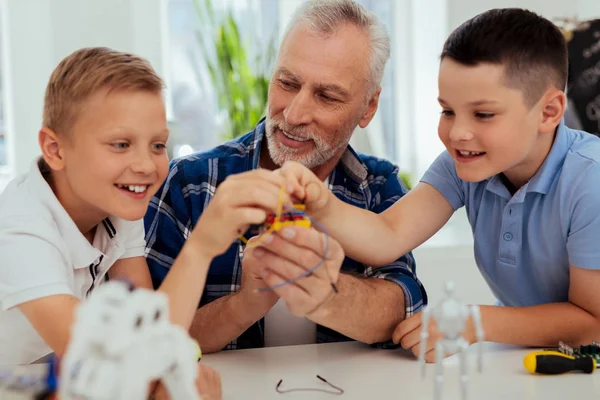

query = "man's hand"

[
  {"left": 392, "top": 311, "right": 477, "bottom": 363},
  {"left": 153, "top": 364, "right": 222, "bottom": 400},
  {"left": 238, "top": 240, "right": 280, "bottom": 313},
  {"left": 252, "top": 226, "right": 344, "bottom": 317}
]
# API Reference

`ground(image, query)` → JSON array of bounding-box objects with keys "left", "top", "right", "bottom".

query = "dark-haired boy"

[{"left": 277, "top": 8, "right": 600, "bottom": 360}]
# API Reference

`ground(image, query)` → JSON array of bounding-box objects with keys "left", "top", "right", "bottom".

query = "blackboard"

[{"left": 567, "top": 19, "right": 600, "bottom": 135}]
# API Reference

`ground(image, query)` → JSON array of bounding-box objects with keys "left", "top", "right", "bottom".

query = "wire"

[
  {"left": 255, "top": 215, "right": 331, "bottom": 293},
  {"left": 275, "top": 375, "right": 344, "bottom": 395}
]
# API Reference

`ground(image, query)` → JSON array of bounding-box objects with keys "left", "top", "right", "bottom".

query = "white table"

[{"left": 201, "top": 341, "right": 600, "bottom": 399}]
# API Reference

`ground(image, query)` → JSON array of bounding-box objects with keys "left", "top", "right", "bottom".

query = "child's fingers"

[
  {"left": 228, "top": 168, "right": 300, "bottom": 200},
  {"left": 304, "top": 180, "right": 326, "bottom": 204},
  {"left": 219, "top": 180, "right": 292, "bottom": 211},
  {"left": 278, "top": 161, "right": 321, "bottom": 197},
  {"left": 227, "top": 168, "right": 286, "bottom": 187},
  {"left": 392, "top": 312, "right": 422, "bottom": 344},
  {"left": 409, "top": 337, "right": 437, "bottom": 360},
  {"left": 228, "top": 165, "right": 311, "bottom": 204},
  {"left": 228, "top": 207, "right": 268, "bottom": 228},
  {"left": 399, "top": 326, "right": 422, "bottom": 350},
  {"left": 273, "top": 168, "right": 305, "bottom": 199},
  {"left": 423, "top": 347, "right": 437, "bottom": 363},
  {"left": 197, "top": 365, "right": 222, "bottom": 400}
]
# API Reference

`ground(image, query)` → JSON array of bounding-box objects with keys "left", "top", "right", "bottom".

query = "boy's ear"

[
  {"left": 538, "top": 89, "right": 566, "bottom": 134},
  {"left": 38, "top": 127, "right": 65, "bottom": 171}
]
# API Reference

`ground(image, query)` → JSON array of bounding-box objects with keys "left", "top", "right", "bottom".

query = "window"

[
  {"left": 0, "top": 13, "right": 6, "bottom": 170},
  {"left": 167, "top": 0, "right": 279, "bottom": 158},
  {"left": 354, "top": 0, "right": 397, "bottom": 163},
  {"left": 167, "top": 0, "right": 400, "bottom": 163}
]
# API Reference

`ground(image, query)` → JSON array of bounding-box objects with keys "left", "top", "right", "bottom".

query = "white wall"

[{"left": 1, "top": 0, "right": 168, "bottom": 183}]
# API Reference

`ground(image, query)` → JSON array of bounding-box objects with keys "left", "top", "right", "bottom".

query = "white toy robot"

[
  {"left": 419, "top": 281, "right": 485, "bottom": 400},
  {"left": 59, "top": 281, "right": 201, "bottom": 400}
]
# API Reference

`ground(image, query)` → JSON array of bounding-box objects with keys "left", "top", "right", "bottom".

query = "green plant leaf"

[{"left": 193, "top": 0, "right": 276, "bottom": 140}]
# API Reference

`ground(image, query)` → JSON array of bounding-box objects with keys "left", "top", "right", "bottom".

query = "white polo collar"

[{"left": 28, "top": 158, "right": 117, "bottom": 269}]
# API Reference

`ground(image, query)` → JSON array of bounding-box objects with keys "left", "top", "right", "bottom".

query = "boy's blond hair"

[{"left": 43, "top": 47, "right": 164, "bottom": 135}]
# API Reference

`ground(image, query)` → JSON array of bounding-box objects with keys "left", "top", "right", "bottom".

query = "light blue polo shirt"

[{"left": 421, "top": 121, "right": 600, "bottom": 307}]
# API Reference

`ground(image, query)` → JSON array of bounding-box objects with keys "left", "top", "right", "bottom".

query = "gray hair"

[{"left": 283, "top": 0, "right": 390, "bottom": 96}]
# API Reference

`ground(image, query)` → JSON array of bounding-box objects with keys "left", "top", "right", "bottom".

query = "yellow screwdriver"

[{"left": 524, "top": 350, "right": 597, "bottom": 374}]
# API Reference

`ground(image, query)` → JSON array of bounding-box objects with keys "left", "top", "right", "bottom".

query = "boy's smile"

[
  {"left": 115, "top": 184, "right": 151, "bottom": 199},
  {"left": 454, "top": 149, "right": 486, "bottom": 163}
]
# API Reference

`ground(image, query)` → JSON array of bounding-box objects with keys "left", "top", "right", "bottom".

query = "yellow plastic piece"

[
  {"left": 271, "top": 218, "right": 311, "bottom": 231},
  {"left": 239, "top": 186, "right": 310, "bottom": 247}
]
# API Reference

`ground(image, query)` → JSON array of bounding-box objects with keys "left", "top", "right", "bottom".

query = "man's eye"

[
  {"left": 319, "top": 93, "right": 337, "bottom": 102},
  {"left": 279, "top": 79, "right": 295, "bottom": 89}
]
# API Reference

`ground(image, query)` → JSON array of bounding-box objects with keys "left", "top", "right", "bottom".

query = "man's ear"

[
  {"left": 358, "top": 87, "right": 381, "bottom": 129},
  {"left": 538, "top": 89, "right": 566, "bottom": 134},
  {"left": 38, "top": 127, "right": 66, "bottom": 171}
]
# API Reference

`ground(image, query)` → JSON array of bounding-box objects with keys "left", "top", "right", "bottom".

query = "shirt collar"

[
  {"left": 526, "top": 119, "right": 572, "bottom": 194},
  {"left": 29, "top": 157, "right": 112, "bottom": 269},
  {"left": 485, "top": 120, "right": 572, "bottom": 198},
  {"left": 251, "top": 119, "right": 368, "bottom": 183}
]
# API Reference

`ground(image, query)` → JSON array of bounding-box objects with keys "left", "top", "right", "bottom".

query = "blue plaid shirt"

[{"left": 144, "top": 119, "right": 427, "bottom": 350}]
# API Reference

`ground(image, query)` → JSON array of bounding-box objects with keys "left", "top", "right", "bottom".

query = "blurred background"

[{"left": 0, "top": 0, "right": 598, "bottom": 304}]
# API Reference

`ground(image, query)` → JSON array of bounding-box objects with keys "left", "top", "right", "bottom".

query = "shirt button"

[{"left": 503, "top": 232, "right": 513, "bottom": 241}]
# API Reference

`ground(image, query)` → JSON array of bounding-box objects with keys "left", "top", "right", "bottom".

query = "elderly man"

[{"left": 144, "top": 0, "right": 426, "bottom": 353}]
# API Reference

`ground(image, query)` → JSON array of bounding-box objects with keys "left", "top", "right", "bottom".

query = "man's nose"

[{"left": 283, "top": 90, "right": 314, "bottom": 126}]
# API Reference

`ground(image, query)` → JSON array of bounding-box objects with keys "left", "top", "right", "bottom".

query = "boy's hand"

[
  {"left": 195, "top": 364, "right": 222, "bottom": 400},
  {"left": 276, "top": 161, "right": 331, "bottom": 219},
  {"left": 392, "top": 311, "right": 477, "bottom": 363},
  {"left": 190, "top": 170, "right": 294, "bottom": 261},
  {"left": 152, "top": 364, "right": 222, "bottom": 400}
]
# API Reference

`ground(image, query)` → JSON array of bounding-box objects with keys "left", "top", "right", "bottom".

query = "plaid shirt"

[{"left": 144, "top": 119, "right": 427, "bottom": 350}]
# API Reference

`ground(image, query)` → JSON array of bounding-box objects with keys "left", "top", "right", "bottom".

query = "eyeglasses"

[{"left": 275, "top": 375, "right": 344, "bottom": 395}]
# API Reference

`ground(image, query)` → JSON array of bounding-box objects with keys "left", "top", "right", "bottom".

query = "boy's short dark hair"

[{"left": 441, "top": 8, "right": 568, "bottom": 107}]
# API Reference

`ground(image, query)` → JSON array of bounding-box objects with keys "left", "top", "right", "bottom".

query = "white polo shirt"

[{"left": 0, "top": 158, "right": 146, "bottom": 366}]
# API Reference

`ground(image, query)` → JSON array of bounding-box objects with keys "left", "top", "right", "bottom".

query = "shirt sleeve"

[
  {"left": 420, "top": 151, "right": 465, "bottom": 211},
  {"left": 567, "top": 163, "right": 600, "bottom": 270},
  {"left": 118, "top": 219, "right": 146, "bottom": 259},
  {"left": 144, "top": 161, "right": 192, "bottom": 289},
  {"left": 0, "top": 216, "right": 73, "bottom": 311}
]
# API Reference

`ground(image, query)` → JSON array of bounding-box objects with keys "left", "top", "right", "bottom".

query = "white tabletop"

[{"left": 201, "top": 341, "right": 600, "bottom": 400}]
